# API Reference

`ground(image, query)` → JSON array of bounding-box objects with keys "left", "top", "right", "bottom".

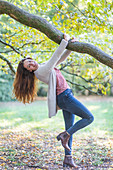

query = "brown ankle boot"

[
  {"left": 63, "top": 155, "right": 78, "bottom": 168},
  {"left": 56, "top": 131, "right": 70, "bottom": 151}
]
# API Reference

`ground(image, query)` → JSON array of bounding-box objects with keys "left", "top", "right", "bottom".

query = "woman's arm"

[
  {"left": 34, "top": 34, "right": 74, "bottom": 75},
  {"left": 55, "top": 49, "right": 72, "bottom": 66},
  {"left": 35, "top": 38, "right": 69, "bottom": 75},
  {"left": 44, "top": 39, "right": 68, "bottom": 71},
  {"left": 55, "top": 36, "right": 78, "bottom": 66},
  {"left": 40, "top": 34, "right": 72, "bottom": 72}
]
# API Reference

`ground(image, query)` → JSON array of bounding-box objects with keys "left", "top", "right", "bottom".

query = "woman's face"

[{"left": 23, "top": 59, "right": 38, "bottom": 72}]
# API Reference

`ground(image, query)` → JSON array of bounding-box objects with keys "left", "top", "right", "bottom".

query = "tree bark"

[{"left": 0, "top": 0, "right": 113, "bottom": 69}]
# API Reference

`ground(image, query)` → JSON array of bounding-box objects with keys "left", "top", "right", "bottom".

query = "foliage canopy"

[{"left": 0, "top": 0, "right": 113, "bottom": 96}]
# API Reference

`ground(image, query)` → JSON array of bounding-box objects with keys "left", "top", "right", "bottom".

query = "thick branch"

[
  {"left": 0, "top": 0, "right": 62, "bottom": 42},
  {"left": 0, "top": 0, "right": 113, "bottom": 69},
  {"left": 0, "top": 54, "right": 15, "bottom": 74}
]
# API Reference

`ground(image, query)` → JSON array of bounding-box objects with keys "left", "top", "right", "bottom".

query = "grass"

[
  {"left": 0, "top": 97, "right": 113, "bottom": 169},
  {"left": 0, "top": 98, "right": 113, "bottom": 133}
]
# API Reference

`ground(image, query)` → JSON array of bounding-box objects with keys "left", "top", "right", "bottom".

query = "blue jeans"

[{"left": 56, "top": 89, "right": 94, "bottom": 155}]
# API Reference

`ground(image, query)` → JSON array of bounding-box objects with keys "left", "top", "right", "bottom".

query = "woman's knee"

[{"left": 88, "top": 114, "right": 94, "bottom": 124}]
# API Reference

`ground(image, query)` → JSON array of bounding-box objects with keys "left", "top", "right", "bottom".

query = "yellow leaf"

[
  {"left": 62, "top": 15, "right": 64, "bottom": 19},
  {"left": 6, "top": 45, "right": 10, "bottom": 48},
  {"left": 0, "top": 157, "right": 6, "bottom": 161},
  {"left": 0, "top": 163, "right": 5, "bottom": 166},
  {"left": 6, "top": 40, "right": 9, "bottom": 44}
]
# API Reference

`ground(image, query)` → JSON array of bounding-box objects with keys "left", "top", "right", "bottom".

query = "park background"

[{"left": 0, "top": 0, "right": 113, "bottom": 169}]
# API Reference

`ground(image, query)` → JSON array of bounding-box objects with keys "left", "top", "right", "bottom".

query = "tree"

[
  {"left": 0, "top": 0, "right": 113, "bottom": 95},
  {"left": 0, "top": 0, "right": 113, "bottom": 68}
]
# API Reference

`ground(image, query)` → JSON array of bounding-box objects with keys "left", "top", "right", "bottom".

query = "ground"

[{"left": 0, "top": 96, "right": 113, "bottom": 170}]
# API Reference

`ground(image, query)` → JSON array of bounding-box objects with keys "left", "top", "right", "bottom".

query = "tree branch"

[
  {"left": 62, "top": 69, "right": 95, "bottom": 84},
  {"left": 17, "top": 40, "right": 45, "bottom": 50},
  {"left": 66, "top": 79, "right": 102, "bottom": 95},
  {"left": 0, "top": 1, "right": 113, "bottom": 69},
  {"left": 62, "top": 69, "right": 108, "bottom": 85},
  {"left": 60, "top": 61, "right": 75, "bottom": 70},
  {"left": 67, "top": 0, "right": 87, "bottom": 18},
  {"left": 0, "top": 54, "right": 15, "bottom": 74},
  {"left": 0, "top": 39, "right": 24, "bottom": 57},
  {"left": 0, "top": 40, "right": 45, "bottom": 54}
]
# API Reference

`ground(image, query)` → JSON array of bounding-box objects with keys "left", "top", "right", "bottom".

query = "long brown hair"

[{"left": 13, "top": 58, "right": 37, "bottom": 104}]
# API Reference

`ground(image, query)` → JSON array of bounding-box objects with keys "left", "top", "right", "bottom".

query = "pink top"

[{"left": 55, "top": 68, "right": 70, "bottom": 95}]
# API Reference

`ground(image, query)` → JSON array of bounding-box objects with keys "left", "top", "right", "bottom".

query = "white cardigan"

[{"left": 34, "top": 39, "right": 71, "bottom": 118}]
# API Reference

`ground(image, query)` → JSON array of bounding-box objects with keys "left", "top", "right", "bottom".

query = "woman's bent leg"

[
  {"left": 65, "top": 94, "right": 94, "bottom": 135},
  {"left": 63, "top": 110, "right": 75, "bottom": 155},
  {"left": 57, "top": 89, "right": 94, "bottom": 136}
]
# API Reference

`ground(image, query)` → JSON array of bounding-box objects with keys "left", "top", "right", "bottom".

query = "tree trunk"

[{"left": 0, "top": 0, "right": 113, "bottom": 69}]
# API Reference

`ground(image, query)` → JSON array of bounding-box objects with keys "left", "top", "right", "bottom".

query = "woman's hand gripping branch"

[{"left": 64, "top": 33, "right": 78, "bottom": 42}]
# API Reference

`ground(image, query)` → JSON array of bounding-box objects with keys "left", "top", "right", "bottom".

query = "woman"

[{"left": 13, "top": 34, "right": 94, "bottom": 168}]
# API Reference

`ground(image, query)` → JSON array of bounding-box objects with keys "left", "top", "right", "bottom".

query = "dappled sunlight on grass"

[
  {"left": 101, "top": 109, "right": 109, "bottom": 113},
  {"left": 88, "top": 105, "right": 101, "bottom": 111},
  {"left": 0, "top": 111, "right": 17, "bottom": 116},
  {"left": 0, "top": 100, "right": 113, "bottom": 134},
  {"left": 8, "top": 115, "right": 65, "bottom": 132},
  {"left": 88, "top": 105, "right": 110, "bottom": 115},
  {"left": 0, "top": 119, "right": 11, "bottom": 128}
]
